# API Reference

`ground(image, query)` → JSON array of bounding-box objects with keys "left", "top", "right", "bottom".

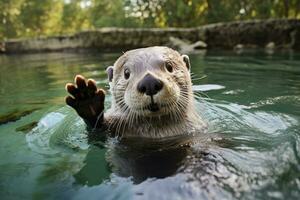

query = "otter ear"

[
  {"left": 106, "top": 66, "right": 114, "bottom": 82},
  {"left": 182, "top": 55, "right": 191, "bottom": 71}
]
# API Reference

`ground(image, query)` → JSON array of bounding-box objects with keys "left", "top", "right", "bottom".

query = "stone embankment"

[{"left": 1, "top": 19, "right": 299, "bottom": 53}]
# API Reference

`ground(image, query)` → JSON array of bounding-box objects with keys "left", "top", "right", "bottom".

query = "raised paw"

[{"left": 65, "top": 75, "right": 105, "bottom": 127}]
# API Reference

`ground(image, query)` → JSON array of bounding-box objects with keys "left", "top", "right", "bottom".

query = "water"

[{"left": 0, "top": 50, "right": 299, "bottom": 200}]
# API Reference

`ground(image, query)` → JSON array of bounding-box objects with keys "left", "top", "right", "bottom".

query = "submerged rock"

[
  {"left": 168, "top": 37, "right": 207, "bottom": 53},
  {"left": 265, "top": 42, "right": 276, "bottom": 55},
  {"left": 16, "top": 121, "right": 38, "bottom": 133},
  {"left": 234, "top": 44, "right": 244, "bottom": 54},
  {"left": 265, "top": 42, "right": 276, "bottom": 50},
  {"left": 0, "top": 108, "right": 40, "bottom": 125},
  {"left": 193, "top": 40, "right": 207, "bottom": 49}
]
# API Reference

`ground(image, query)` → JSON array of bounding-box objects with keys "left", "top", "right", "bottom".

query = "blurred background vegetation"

[{"left": 1, "top": 0, "right": 300, "bottom": 40}]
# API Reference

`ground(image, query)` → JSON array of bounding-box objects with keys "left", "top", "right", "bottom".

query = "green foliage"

[
  {"left": 89, "top": 0, "right": 140, "bottom": 27},
  {"left": 0, "top": 0, "right": 300, "bottom": 40},
  {"left": 19, "top": 0, "right": 63, "bottom": 36},
  {"left": 0, "top": 0, "right": 25, "bottom": 39},
  {"left": 61, "top": 0, "right": 91, "bottom": 34}
]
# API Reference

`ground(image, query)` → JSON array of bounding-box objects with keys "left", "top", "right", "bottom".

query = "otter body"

[{"left": 65, "top": 46, "right": 207, "bottom": 139}]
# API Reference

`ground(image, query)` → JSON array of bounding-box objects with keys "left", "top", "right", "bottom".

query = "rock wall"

[
  {"left": 202, "top": 19, "right": 300, "bottom": 49},
  {"left": 2, "top": 19, "right": 300, "bottom": 53}
]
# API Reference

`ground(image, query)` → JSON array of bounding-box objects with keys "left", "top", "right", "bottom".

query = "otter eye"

[
  {"left": 165, "top": 62, "right": 173, "bottom": 73},
  {"left": 124, "top": 68, "right": 130, "bottom": 79}
]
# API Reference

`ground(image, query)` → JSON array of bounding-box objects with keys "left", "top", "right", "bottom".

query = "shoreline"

[{"left": 1, "top": 19, "right": 300, "bottom": 54}]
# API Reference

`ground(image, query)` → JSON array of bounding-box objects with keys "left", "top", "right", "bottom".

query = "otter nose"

[{"left": 137, "top": 74, "right": 163, "bottom": 96}]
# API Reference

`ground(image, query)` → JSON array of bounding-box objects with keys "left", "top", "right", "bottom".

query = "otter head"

[{"left": 108, "top": 46, "right": 193, "bottom": 121}]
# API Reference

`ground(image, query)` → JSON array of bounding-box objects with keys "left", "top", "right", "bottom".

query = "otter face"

[{"left": 110, "top": 47, "right": 192, "bottom": 119}]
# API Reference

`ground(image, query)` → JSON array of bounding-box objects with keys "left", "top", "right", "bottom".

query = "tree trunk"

[{"left": 284, "top": 0, "right": 290, "bottom": 18}]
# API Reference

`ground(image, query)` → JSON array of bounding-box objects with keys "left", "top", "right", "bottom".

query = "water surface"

[{"left": 0, "top": 50, "right": 299, "bottom": 200}]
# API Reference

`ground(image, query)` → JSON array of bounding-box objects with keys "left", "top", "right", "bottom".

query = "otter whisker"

[
  {"left": 193, "top": 91, "right": 211, "bottom": 100},
  {"left": 92, "top": 110, "right": 104, "bottom": 131},
  {"left": 191, "top": 75, "right": 207, "bottom": 80}
]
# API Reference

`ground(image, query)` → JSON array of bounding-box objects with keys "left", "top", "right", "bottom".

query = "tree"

[
  {"left": 1, "top": 0, "right": 300, "bottom": 40},
  {"left": 61, "top": 0, "right": 91, "bottom": 34},
  {"left": 0, "top": 0, "right": 25, "bottom": 40},
  {"left": 19, "top": 0, "right": 63, "bottom": 37},
  {"left": 89, "top": 0, "right": 140, "bottom": 28}
]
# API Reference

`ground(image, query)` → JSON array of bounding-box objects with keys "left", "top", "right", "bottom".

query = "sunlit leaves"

[{"left": 0, "top": 0, "right": 299, "bottom": 40}]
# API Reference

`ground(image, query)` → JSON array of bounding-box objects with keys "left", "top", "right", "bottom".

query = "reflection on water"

[{"left": 0, "top": 51, "right": 300, "bottom": 199}]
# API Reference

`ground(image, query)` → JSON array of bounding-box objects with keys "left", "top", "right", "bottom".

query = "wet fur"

[{"left": 104, "top": 47, "right": 207, "bottom": 138}]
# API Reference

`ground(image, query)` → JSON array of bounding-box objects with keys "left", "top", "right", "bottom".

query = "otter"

[{"left": 65, "top": 46, "right": 207, "bottom": 139}]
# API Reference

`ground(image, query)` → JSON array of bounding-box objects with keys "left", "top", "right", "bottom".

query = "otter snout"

[{"left": 137, "top": 74, "right": 163, "bottom": 96}]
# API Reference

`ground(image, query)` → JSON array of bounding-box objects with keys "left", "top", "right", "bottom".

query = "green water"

[{"left": 0, "top": 51, "right": 299, "bottom": 200}]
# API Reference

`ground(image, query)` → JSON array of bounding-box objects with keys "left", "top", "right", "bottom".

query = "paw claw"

[
  {"left": 96, "top": 89, "right": 106, "bottom": 102},
  {"left": 65, "top": 83, "right": 78, "bottom": 97},
  {"left": 75, "top": 75, "right": 87, "bottom": 90},
  {"left": 87, "top": 79, "right": 97, "bottom": 91},
  {"left": 65, "top": 96, "right": 77, "bottom": 108},
  {"left": 74, "top": 74, "right": 85, "bottom": 82}
]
